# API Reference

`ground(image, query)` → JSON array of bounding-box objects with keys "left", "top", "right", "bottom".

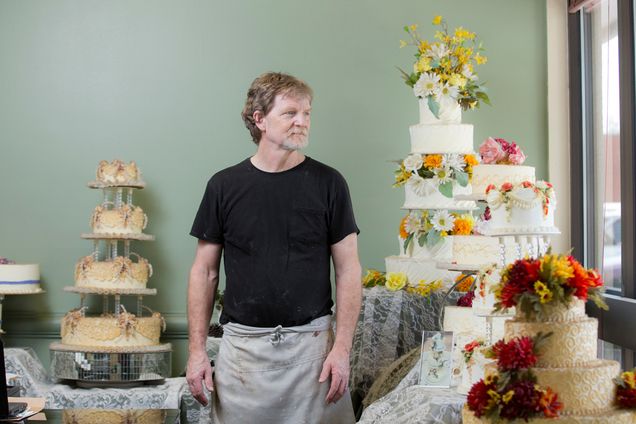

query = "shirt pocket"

[{"left": 289, "top": 206, "right": 328, "bottom": 247}]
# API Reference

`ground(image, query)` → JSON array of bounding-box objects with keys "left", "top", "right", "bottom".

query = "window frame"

[{"left": 568, "top": 0, "right": 636, "bottom": 365}]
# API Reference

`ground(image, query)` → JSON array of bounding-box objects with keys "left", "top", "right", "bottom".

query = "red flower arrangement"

[
  {"left": 456, "top": 290, "right": 475, "bottom": 307},
  {"left": 467, "top": 333, "right": 562, "bottom": 421},
  {"left": 493, "top": 251, "right": 607, "bottom": 320},
  {"left": 614, "top": 369, "right": 636, "bottom": 408}
]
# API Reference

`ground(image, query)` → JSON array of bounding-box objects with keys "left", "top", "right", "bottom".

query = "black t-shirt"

[{"left": 190, "top": 156, "right": 359, "bottom": 327}]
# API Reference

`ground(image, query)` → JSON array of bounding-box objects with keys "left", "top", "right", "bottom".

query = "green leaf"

[
  {"left": 427, "top": 96, "right": 440, "bottom": 119},
  {"left": 426, "top": 230, "right": 441, "bottom": 247},
  {"left": 417, "top": 234, "right": 426, "bottom": 247},
  {"left": 403, "top": 233, "right": 414, "bottom": 252},
  {"left": 455, "top": 170, "right": 469, "bottom": 187},
  {"left": 438, "top": 181, "right": 453, "bottom": 198}
]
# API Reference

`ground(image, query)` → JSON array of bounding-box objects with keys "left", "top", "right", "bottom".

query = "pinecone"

[{"left": 208, "top": 323, "right": 224, "bottom": 338}]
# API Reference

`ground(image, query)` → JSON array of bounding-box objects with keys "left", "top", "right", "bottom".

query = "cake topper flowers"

[
  {"left": 398, "top": 16, "right": 491, "bottom": 116},
  {"left": 479, "top": 137, "right": 526, "bottom": 165},
  {"left": 492, "top": 252, "right": 608, "bottom": 320}
]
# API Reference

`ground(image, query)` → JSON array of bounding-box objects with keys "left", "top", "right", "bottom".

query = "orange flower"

[
  {"left": 539, "top": 388, "right": 563, "bottom": 418},
  {"left": 424, "top": 154, "right": 443, "bottom": 169},
  {"left": 399, "top": 215, "right": 409, "bottom": 239},
  {"left": 453, "top": 217, "right": 473, "bottom": 235},
  {"left": 455, "top": 274, "right": 475, "bottom": 292},
  {"left": 464, "top": 154, "right": 479, "bottom": 166},
  {"left": 501, "top": 182, "right": 513, "bottom": 192},
  {"left": 485, "top": 184, "right": 496, "bottom": 194}
]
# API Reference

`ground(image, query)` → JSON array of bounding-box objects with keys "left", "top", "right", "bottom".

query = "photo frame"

[{"left": 418, "top": 330, "right": 454, "bottom": 387}]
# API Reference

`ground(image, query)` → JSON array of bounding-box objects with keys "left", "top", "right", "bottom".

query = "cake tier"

[
  {"left": 418, "top": 97, "right": 462, "bottom": 124},
  {"left": 404, "top": 182, "right": 475, "bottom": 209},
  {"left": 534, "top": 360, "right": 620, "bottom": 416},
  {"left": 443, "top": 306, "right": 509, "bottom": 341},
  {"left": 505, "top": 317, "right": 598, "bottom": 367},
  {"left": 95, "top": 159, "right": 142, "bottom": 186},
  {"left": 385, "top": 255, "right": 459, "bottom": 287},
  {"left": 472, "top": 266, "right": 501, "bottom": 315},
  {"left": 398, "top": 235, "right": 452, "bottom": 261},
  {"left": 0, "top": 263, "right": 41, "bottom": 293},
  {"left": 515, "top": 297, "right": 586, "bottom": 323},
  {"left": 63, "top": 409, "right": 166, "bottom": 424},
  {"left": 472, "top": 164, "right": 536, "bottom": 197},
  {"left": 74, "top": 255, "right": 152, "bottom": 290},
  {"left": 482, "top": 182, "right": 558, "bottom": 235},
  {"left": 409, "top": 123, "right": 474, "bottom": 154},
  {"left": 91, "top": 204, "right": 147, "bottom": 235},
  {"left": 458, "top": 346, "right": 493, "bottom": 395},
  {"left": 452, "top": 235, "right": 501, "bottom": 267},
  {"left": 61, "top": 311, "right": 164, "bottom": 348},
  {"left": 462, "top": 405, "right": 636, "bottom": 424}
]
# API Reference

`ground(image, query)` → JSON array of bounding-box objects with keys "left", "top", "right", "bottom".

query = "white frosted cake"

[
  {"left": 90, "top": 204, "right": 147, "bottom": 235},
  {"left": 457, "top": 340, "right": 492, "bottom": 395},
  {"left": 451, "top": 235, "right": 501, "bottom": 267},
  {"left": 410, "top": 99, "right": 474, "bottom": 153},
  {"left": 385, "top": 256, "right": 457, "bottom": 287},
  {"left": 472, "top": 265, "right": 501, "bottom": 315},
  {"left": 61, "top": 308, "right": 165, "bottom": 348},
  {"left": 472, "top": 164, "right": 535, "bottom": 197},
  {"left": 95, "top": 159, "right": 143, "bottom": 186},
  {"left": 481, "top": 181, "right": 558, "bottom": 235},
  {"left": 0, "top": 260, "right": 41, "bottom": 293},
  {"left": 75, "top": 254, "right": 152, "bottom": 290}
]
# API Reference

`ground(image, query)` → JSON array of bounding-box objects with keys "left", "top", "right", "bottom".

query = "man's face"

[{"left": 258, "top": 94, "right": 311, "bottom": 150}]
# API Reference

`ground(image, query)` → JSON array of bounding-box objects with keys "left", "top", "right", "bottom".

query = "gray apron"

[{"left": 212, "top": 315, "right": 356, "bottom": 424}]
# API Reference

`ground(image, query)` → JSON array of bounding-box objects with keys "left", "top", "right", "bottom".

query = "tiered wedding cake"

[
  {"left": 462, "top": 253, "right": 636, "bottom": 423},
  {"left": 50, "top": 160, "right": 171, "bottom": 385}
]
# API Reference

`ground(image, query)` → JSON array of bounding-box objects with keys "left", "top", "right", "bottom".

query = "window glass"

[{"left": 590, "top": 0, "right": 621, "bottom": 290}]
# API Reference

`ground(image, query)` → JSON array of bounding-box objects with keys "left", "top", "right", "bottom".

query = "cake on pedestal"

[{"left": 50, "top": 160, "right": 171, "bottom": 386}]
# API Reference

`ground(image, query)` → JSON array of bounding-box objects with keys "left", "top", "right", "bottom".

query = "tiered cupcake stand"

[{"left": 50, "top": 180, "right": 171, "bottom": 387}]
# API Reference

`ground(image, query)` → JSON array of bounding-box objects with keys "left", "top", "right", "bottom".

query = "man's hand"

[
  {"left": 186, "top": 351, "right": 214, "bottom": 406},
  {"left": 318, "top": 344, "right": 350, "bottom": 404}
]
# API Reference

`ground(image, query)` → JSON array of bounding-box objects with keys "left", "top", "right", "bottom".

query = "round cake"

[
  {"left": 61, "top": 309, "right": 164, "bottom": 348},
  {"left": 96, "top": 160, "right": 143, "bottom": 186},
  {"left": 75, "top": 255, "right": 152, "bottom": 290},
  {"left": 90, "top": 204, "right": 147, "bottom": 235},
  {"left": 471, "top": 164, "right": 535, "bottom": 197},
  {"left": 0, "top": 259, "right": 41, "bottom": 294}
]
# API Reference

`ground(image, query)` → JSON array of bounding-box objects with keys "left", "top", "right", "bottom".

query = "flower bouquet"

[
  {"left": 615, "top": 369, "right": 636, "bottom": 408},
  {"left": 399, "top": 210, "right": 475, "bottom": 251},
  {"left": 361, "top": 269, "right": 443, "bottom": 297},
  {"left": 479, "top": 137, "right": 526, "bottom": 165},
  {"left": 398, "top": 16, "right": 490, "bottom": 115},
  {"left": 395, "top": 152, "right": 479, "bottom": 198},
  {"left": 492, "top": 252, "right": 608, "bottom": 320},
  {"left": 467, "top": 333, "right": 562, "bottom": 420}
]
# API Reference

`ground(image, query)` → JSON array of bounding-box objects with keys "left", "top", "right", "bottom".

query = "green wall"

[{"left": 0, "top": 0, "right": 547, "bottom": 374}]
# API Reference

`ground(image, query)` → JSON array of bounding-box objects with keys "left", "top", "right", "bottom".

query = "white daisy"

[
  {"left": 406, "top": 174, "right": 433, "bottom": 196},
  {"left": 435, "top": 83, "right": 459, "bottom": 102},
  {"left": 430, "top": 43, "right": 449, "bottom": 60},
  {"left": 433, "top": 167, "right": 453, "bottom": 185},
  {"left": 431, "top": 210, "right": 455, "bottom": 232},
  {"left": 442, "top": 153, "right": 465, "bottom": 171},
  {"left": 404, "top": 212, "right": 421, "bottom": 234},
  {"left": 413, "top": 72, "right": 440, "bottom": 98},
  {"left": 402, "top": 154, "right": 424, "bottom": 172}
]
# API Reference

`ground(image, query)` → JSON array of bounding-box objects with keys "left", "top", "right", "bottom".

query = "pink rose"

[
  {"left": 508, "top": 150, "right": 526, "bottom": 165},
  {"left": 495, "top": 138, "right": 511, "bottom": 152},
  {"left": 479, "top": 137, "right": 505, "bottom": 164}
]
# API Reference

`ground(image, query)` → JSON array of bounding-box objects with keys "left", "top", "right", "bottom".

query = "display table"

[
  {"left": 350, "top": 287, "right": 458, "bottom": 404},
  {"left": 358, "top": 362, "right": 465, "bottom": 424},
  {"left": 26, "top": 408, "right": 180, "bottom": 423},
  {"left": 5, "top": 347, "right": 185, "bottom": 410}
]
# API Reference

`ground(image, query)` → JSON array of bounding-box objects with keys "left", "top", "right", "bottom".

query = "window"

[{"left": 569, "top": 0, "right": 636, "bottom": 368}]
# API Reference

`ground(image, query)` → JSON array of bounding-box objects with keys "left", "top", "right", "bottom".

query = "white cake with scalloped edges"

[{"left": 0, "top": 259, "right": 41, "bottom": 294}]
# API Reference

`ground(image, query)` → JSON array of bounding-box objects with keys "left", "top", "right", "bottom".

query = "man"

[{"left": 186, "top": 72, "right": 362, "bottom": 423}]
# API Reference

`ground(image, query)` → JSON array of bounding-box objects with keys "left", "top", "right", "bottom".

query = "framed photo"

[{"left": 418, "top": 331, "right": 454, "bottom": 387}]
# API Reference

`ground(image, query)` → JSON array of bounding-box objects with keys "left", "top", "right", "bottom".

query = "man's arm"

[
  {"left": 319, "top": 233, "right": 362, "bottom": 403},
  {"left": 186, "top": 240, "right": 223, "bottom": 406}
]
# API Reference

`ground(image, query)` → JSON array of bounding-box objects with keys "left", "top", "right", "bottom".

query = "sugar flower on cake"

[
  {"left": 467, "top": 333, "right": 562, "bottom": 421},
  {"left": 385, "top": 272, "right": 408, "bottom": 291},
  {"left": 615, "top": 369, "right": 636, "bottom": 408},
  {"left": 399, "top": 210, "right": 475, "bottom": 251},
  {"left": 492, "top": 251, "right": 608, "bottom": 319},
  {"left": 395, "top": 153, "right": 476, "bottom": 198},
  {"left": 479, "top": 137, "right": 527, "bottom": 165},
  {"left": 398, "top": 16, "right": 490, "bottom": 114}
]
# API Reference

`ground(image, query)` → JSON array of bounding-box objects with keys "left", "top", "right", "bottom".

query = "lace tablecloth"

[
  {"left": 350, "top": 287, "right": 457, "bottom": 403},
  {"left": 5, "top": 347, "right": 185, "bottom": 412},
  {"left": 358, "top": 361, "right": 466, "bottom": 424}
]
